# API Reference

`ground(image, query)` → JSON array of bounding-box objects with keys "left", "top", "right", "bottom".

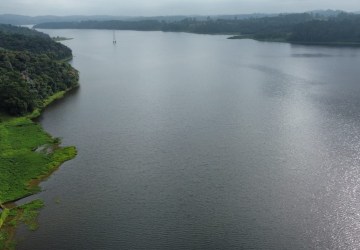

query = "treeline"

[
  {"left": 289, "top": 13, "right": 360, "bottom": 43},
  {"left": 35, "top": 20, "right": 163, "bottom": 31},
  {"left": 0, "top": 25, "right": 78, "bottom": 115},
  {"left": 162, "top": 13, "right": 315, "bottom": 35},
  {"left": 0, "top": 24, "right": 72, "bottom": 60},
  {"left": 35, "top": 13, "right": 314, "bottom": 34},
  {"left": 35, "top": 12, "right": 360, "bottom": 44}
]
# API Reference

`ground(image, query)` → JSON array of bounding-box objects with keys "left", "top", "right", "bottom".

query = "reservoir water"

[{"left": 17, "top": 30, "right": 360, "bottom": 249}]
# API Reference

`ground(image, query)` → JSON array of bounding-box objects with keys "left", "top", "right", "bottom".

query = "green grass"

[
  {"left": 0, "top": 89, "right": 77, "bottom": 248},
  {"left": 0, "top": 90, "right": 77, "bottom": 204},
  {"left": 27, "top": 90, "right": 67, "bottom": 119},
  {"left": 0, "top": 72, "right": 78, "bottom": 248},
  {"left": 0, "top": 209, "right": 10, "bottom": 228},
  {"left": 0, "top": 116, "right": 77, "bottom": 203}
]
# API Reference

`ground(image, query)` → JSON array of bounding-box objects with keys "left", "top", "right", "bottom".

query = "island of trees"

[
  {"left": 0, "top": 24, "right": 78, "bottom": 249},
  {"left": 34, "top": 12, "right": 360, "bottom": 45}
]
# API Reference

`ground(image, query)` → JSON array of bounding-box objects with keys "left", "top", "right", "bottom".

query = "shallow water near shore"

[{"left": 16, "top": 30, "right": 360, "bottom": 249}]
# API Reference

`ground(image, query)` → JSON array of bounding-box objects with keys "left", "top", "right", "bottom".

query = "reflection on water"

[{"left": 15, "top": 31, "right": 360, "bottom": 249}]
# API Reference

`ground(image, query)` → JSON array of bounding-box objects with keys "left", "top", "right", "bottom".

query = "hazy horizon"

[{"left": 0, "top": 0, "right": 359, "bottom": 16}]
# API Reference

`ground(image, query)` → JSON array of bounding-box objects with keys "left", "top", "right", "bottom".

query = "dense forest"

[
  {"left": 0, "top": 24, "right": 72, "bottom": 60},
  {"left": 288, "top": 13, "right": 360, "bottom": 43},
  {"left": 0, "top": 10, "right": 344, "bottom": 25},
  {"left": 34, "top": 13, "right": 315, "bottom": 33},
  {"left": 35, "top": 19, "right": 164, "bottom": 31},
  {"left": 35, "top": 12, "right": 360, "bottom": 44},
  {"left": 0, "top": 25, "right": 78, "bottom": 115},
  {"left": 0, "top": 13, "right": 277, "bottom": 25}
]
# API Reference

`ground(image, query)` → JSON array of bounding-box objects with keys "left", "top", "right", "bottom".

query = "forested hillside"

[
  {"left": 289, "top": 13, "right": 360, "bottom": 43},
  {"left": 0, "top": 24, "right": 72, "bottom": 59},
  {"left": 34, "top": 13, "right": 315, "bottom": 34},
  {"left": 35, "top": 12, "right": 360, "bottom": 44},
  {"left": 0, "top": 25, "right": 78, "bottom": 115}
]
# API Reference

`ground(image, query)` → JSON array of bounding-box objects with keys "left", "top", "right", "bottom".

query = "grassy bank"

[
  {"left": 0, "top": 90, "right": 77, "bottom": 249},
  {"left": 0, "top": 116, "right": 77, "bottom": 203},
  {"left": 0, "top": 90, "right": 77, "bottom": 204},
  {"left": 27, "top": 90, "right": 70, "bottom": 119}
]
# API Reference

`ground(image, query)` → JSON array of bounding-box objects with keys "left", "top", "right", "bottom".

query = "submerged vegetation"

[
  {"left": 0, "top": 200, "right": 44, "bottom": 250},
  {"left": 0, "top": 24, "right": 78, "bottom": 248}
]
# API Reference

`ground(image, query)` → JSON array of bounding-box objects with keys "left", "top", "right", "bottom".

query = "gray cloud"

[{"left": 1, "top": 0, "right": 359, "bottom": 16}]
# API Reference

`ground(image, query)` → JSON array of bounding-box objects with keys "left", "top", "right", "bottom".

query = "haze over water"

[{"left": 17, "top": 29, "right": 360, "bottom": 249}]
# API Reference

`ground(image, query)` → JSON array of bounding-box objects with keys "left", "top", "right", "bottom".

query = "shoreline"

[
  {"left": 227, "top": 35, "right": 360, "bottom": 47},
  {"left": 0, "top": 84, "right": 78, "bottom": 249},
  {"left": 0, "top": 85, "right": 78, "bottom": 205},
  {"left": 34, "top": 25, "right": 360, "bottom": 47}
]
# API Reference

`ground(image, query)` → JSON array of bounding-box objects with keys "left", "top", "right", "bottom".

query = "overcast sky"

[{"left": 1, "top": 0, "right": 360, "bottom": 16}]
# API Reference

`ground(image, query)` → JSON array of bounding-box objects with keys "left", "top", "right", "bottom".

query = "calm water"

[{"left": 16, "top": 30, "right": 360, "bottom": 249}]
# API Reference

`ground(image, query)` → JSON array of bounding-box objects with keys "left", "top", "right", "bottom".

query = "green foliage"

[
  {"left": 0, "top": 108, "right": 76, "bottom": 249},
  {"left": 0, "top": 25, "right": 79, "bottom": 116},
  {"left": 35, "top": 19, "right": 163, "bottom": 31},
  {"left": 289, "top": 13, "right": 360, "bottom": 43},
  {"left": 34, "top": 12, "right": 360, "bottom": 44},
  {"left": 0, "top": 209, "right": 10, "bottom": 228},
  {"left": 0, "top": 116, "right": 77, "bottom": 204},
  {"left": 34, "top": 13, "right": 316, "bottom": 35},
  {"left": 162, "top": 13, "right": 315, "bottom": 35},
  {"left": 0, "top": 24, "right": 72, "bottom": 60},
  {"left": 0, "top": 50, "right": 78, "bottom": 115},
  {"left": 0, "top": 23, "right": 78, "bottom": 249}
]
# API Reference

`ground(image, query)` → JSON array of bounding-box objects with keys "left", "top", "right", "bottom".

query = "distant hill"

[
  {"left": 307, "top": 9, "right": 346, "bottom": 17},
  {"left": 0, "top": 10, "right": 349, "bottom": 25},
  {"left": 288, "top": 13, "right": 360, "bottom": 44},
  {"left": 0, "top": 14, "right": 129, "bottom": 25},
  {"left": 0, "top": 14, "right": 278, "bottom": 25},
  {"left": 34, "top": 12, "right": 360, "bottom": 45},
  {"left": 0, "top": 14, "right": 262, "bottom": 25},
  {"left": 33, "top": 13, "right": 318, "bottom": 34}
]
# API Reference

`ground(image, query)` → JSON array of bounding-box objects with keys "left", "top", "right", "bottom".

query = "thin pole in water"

[{"left": 113, "top": 30, "right": 116, "bottom": 44}]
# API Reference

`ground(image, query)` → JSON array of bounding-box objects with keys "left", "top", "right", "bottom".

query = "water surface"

[{"left": 16, "top": 30, "right": 360, "bottom": 249}]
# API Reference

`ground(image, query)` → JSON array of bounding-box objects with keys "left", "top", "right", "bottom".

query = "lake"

[{"left": 16, "top": 30, "right": 360, "bottom": 249}]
